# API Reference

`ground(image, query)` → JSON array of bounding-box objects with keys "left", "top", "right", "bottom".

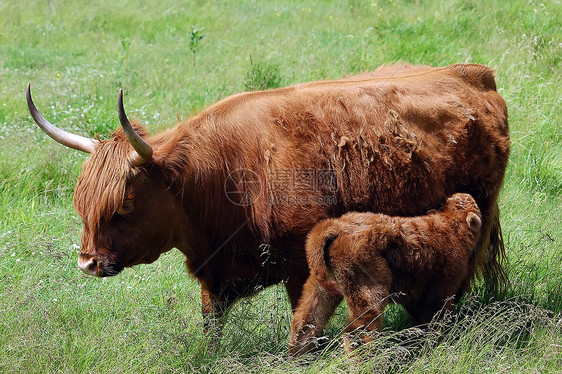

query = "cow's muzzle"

[
  {"left": 78, "top": 254, "right": 99, "bottom": 276},
  {"left": 78, "top": 254, "right": 123, "bottom": 277}
]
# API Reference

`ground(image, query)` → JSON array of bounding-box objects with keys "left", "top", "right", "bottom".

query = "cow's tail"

[
  {"left": 482, "top": 201, "right": 508, "bottom": 295},
  {"left": 472, "top": 200, "right": 507, "bottom": 296},
  {"left": 305, "top": 220, "right": 341, "bottom": 280}
]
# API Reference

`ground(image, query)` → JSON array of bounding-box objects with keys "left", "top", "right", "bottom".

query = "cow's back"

[{"left": 252, "top": 64, "right": 508, "bottom": 227}]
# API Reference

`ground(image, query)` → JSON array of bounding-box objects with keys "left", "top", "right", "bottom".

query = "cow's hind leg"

[
  {"left": 289, "top": 277, "right": 343, "bottom": 356},
  {"left": 284, "top": 268, "right": 310, "bottom": 311}
]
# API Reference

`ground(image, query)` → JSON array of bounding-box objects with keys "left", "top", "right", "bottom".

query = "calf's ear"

[{"left": 466, "top": 212, "right": 482, "bottom": 231}]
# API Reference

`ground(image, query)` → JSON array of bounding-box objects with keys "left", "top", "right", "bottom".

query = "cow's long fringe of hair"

[{"left": 74, "top": 126, "right": 145, "bottom": 229}]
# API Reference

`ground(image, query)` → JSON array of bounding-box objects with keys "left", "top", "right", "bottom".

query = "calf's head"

[{"left": 443, "top": 193, "right": 483, "bottom": 236}]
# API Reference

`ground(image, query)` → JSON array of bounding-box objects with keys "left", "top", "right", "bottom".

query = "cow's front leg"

[
  {"left": 200, "top": 287, "right": 232, "bottom": 351},
  {"left": 288, "top": 278, "right": 343, "bottom": 356}
]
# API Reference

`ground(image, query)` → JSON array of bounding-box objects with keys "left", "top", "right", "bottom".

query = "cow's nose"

[{"left": 78, "top": 255, "right": 98, "bottom": 276}]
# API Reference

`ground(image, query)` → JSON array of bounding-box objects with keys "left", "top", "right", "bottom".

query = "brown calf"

[{"left": 289, "top": 193, "right": 482, "bottom": 355}]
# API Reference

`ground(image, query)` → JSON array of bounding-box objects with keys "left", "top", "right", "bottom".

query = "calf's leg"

[
  {"left": 289, "top": 277, "right": 343, "bottom": 356},
  {"left": 342, "top": 284, "right": 389, "bottom": 353}
]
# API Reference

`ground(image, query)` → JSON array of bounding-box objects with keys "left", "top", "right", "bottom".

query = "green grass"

[{"left": 1, "top": 0, "right": 561, "bottom": 372}]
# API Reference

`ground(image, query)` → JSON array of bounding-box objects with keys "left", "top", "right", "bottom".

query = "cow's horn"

[
  {"left": 26, "top": 83, "right": 98, "bottom": 154},
  {"left": 117, "top": 89, "right": 153, "bottom": 165}
]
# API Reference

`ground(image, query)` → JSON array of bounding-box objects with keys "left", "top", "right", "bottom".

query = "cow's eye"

[{"left": 118, "top": 199, "right": 134, "bottom": 215}]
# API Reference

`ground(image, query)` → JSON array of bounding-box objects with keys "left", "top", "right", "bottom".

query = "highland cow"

[
  {"left": 289, "top": 193, "right": 482, "bottom": 355},
  {"left": 27, "top": 64, "right": 508, "bottom": 339}
]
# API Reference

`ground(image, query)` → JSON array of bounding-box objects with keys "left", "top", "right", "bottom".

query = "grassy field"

[{"left": 1, "top": 0, "right": 561, "bottom": 372}]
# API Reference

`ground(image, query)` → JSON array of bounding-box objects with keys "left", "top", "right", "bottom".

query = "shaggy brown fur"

[
  {"left": 57, "top": 63, "right": 507, "bottom": 334},
  {"left": 289, "top": 193, "right": 482, "bottom": 355}
]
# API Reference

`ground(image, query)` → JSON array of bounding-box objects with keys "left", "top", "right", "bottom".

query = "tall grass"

[{"left": 0, "top": 0, "right": 560, "bottom": 372}]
